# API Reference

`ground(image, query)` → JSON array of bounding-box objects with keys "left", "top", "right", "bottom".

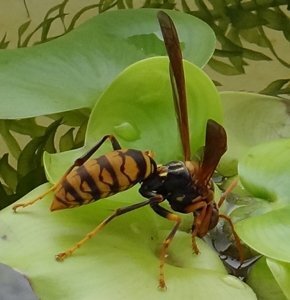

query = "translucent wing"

[{"left": 157, "top": 11, "right": 191, "bottom": 161}]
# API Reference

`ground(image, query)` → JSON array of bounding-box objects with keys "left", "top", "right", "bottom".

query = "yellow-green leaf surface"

[
  {"left": 236, "top": 205, "right": 290, "bottom": 262},
  {"left": 0, "top": 9, "right": 215, "bottom": 119},
  {"left": 247, "top": 257, "right": 288, "bottom": 300},
  {"left": 239, "top": 139, "right": 290, "bottom": 203},
  {"left": 44, "top": 57, "right": 223, "bottom": 183},
  {"left": 0, "top": 184, "right": 256, "bottom": 299},
  {"left": 267, "top": 259, "right": 290, "bottom": 299},
  {"left": 219, "top": 92, "right": 290, "bottom": 176}
]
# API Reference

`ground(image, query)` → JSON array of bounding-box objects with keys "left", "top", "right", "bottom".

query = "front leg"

[
  {"left": 183, "top": 200, "right": 208, "bottom": 254},
  {"left": 150, "top": 202, "right": 181, "bottom": 290}
]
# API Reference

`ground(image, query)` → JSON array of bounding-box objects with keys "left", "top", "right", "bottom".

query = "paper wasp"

[{"left": 12, "top": 11, "right": 242, "bottom": 289}]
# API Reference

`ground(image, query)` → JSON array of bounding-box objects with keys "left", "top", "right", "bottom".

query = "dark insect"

[{"left": 12, "top": 11, "right": 242, "bottom": 290}]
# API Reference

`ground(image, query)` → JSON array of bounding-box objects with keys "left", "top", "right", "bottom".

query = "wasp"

[{"left": 13, "top": 11, "right": 242, "bottom": 290}]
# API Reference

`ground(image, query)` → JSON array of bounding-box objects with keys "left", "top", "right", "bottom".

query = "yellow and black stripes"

[{"left": 51, "top": 149, "right": 156, "bottom": 210}]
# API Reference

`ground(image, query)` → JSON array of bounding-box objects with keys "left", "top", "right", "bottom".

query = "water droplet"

[
  {"left": 114, "top": 122, "right": 140, "bottom": 141},
  {"left": 222, "top": 275, "right": 245, "bottom": 289}
]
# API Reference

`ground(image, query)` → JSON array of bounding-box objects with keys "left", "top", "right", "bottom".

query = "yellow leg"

[
  {"left": 55, "top": 199, "right": 153, "bottom": 261},
  {"left": 157, "top": 216, "right": 181, "bottom": 291},
  {"left": 150, "top": 203, "right": 181, "bottom": 290},
  {"left": 56, "top": 213, "right": 113, "bottom": 261},
  {"left": 12, "top": 184, "right": 57, "bottom": 212}
]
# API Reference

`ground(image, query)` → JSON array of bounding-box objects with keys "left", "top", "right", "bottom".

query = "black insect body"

[{"left": 140, "top": 161, "right": 201, "bottom": 213}]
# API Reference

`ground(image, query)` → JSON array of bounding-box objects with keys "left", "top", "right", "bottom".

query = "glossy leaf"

[
  {"left": 0, "top": 9, "right": 215, "bottom": 119},
  {"left": 43, "top": 57, "right": 223, "bottom": 182},
  {"left": 0, "top": 184, "right": 256, "bottom": 300},
  {"left": 238, "top": 139, "right": 290, "bottom": 203},
  {"left": 247, "top": 257, "right": 287, "bottom": 300},
  {"left": 236, "top": 205, "right": 290, "bottom": 262},
  {"left": 219, "top": 92, "right": 290, "bottom": 176},
  {"left": 267, "top": 258, "right": 290, "bottom": 300}
]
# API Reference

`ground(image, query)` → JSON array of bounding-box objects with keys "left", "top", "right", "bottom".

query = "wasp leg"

[
  {"left": 12, "top": 185, "right": 57, "bottom": 212},
  {"left": 217, "top": 179, "right": 244, "bottom": 262},
  {"left": 150, "top": 203, "right": 181, "bottom": 291},
  {"left": 218, "top": 178, "right": 238, "bottom": 208},
  {"left": 219, "top": 214, "right": 244, "bottom": 263},
  {"left": 12, "top": 135, "right": 122, "bottom": 212},
  {"left": 183, "top": 200, "right": 208, "bottom": 254},
  {"left": 55, "top": 195, "right": 163, "bottom": 262},
  {"left": 74, "top": 134, "right": 121, "bottom": 167},
  {"left": 191, "top": 204, "right": 210, "bottom": 255}
]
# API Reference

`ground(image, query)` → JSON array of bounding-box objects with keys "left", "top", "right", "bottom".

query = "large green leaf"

[
  {"left": 267, "top": 258, "right": 290, "bottom": 300},
  {"left": 239, "top": 139, "right": 290, "bottom": 204},
  {"left": 236, "top": 205, "right": 290, "bottom": 262},
  {"left": 219, "top": 92, "right": 290, "bottom": 176},
  {"left": 0, "top": 9, "right": 215, "bottom": 119},
  {"left": 44, "top": 57, "right": 223, "bottom": 183},
  {"left": 235, "top": 139, "right": 290, "bottom": 262},
  {"left": 247, "top": 257, "right": 288, "bottom": 300},
  {"left": 0, "top": 184, "right": 256, "bottom": 299}
]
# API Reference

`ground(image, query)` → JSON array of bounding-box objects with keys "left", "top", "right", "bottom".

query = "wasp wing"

[
  {"left": 196, "top": 119, "right": 227, "bottom": 187},
  {"left": 157, "top": 11, "right": 191, "bottom": 162}
]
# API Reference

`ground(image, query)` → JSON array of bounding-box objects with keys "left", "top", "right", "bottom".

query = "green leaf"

[
  {"left": 236, "top": 205, "right": 290, "bottom": 262},
  {"left": 0, "top": 121, "right": 21, "bottom": 160},
  {"left": 238, "top": 139, "right": 290, "bottom": 203},
  {"left": 59, "top": 128, "right": 75, "bottom": 152},
  {"left": 17, "top": 119, "right": 61, "bottom": 178},
  {"left": 67, "top": 4, "right": 100, "bottom": 31},
  {"left": 5, "top": 118, "right": 45, "bottom": 137},
  {"left": 43, "top": 57, "right": 223, "bottom": 183},
  {"left": 239, "top": 27, "right": 269, "bottom": 47},
  {"left": 228, "top": 55, "right": 246, "bottom": 73},
  {"left": 247, "top": 257, "right": 287, "bottom": 300},
  {"left": 17, "top": 20, "right": 31, "bottom": 47},
  {"left": 208, "top": 58, "right": 242, "bottom": 75},
  {"left": 0, "top": 34, "right": 9, "bottom": 49},
  {"left": 242, "top": 48, "right": 272, "bottom": 61},
  {"left": 15, "top": 167, "right": 46, "bottom": 197},
  {"left": 227, "top": 8, "right": 267, "bottom": 29},
  {"left": 0, "top": 9, "right": 215, "bottom": 119},
  {"left": 259, "top": 8, "right": 288, "bottom": 31},
  {"left": 267, "top": 258, "right": 290, "bottom": 300},
  {"left": 49, "top": 108, "right": 90, "bottom": 126},
  {"left": 0, "top": 154, "right": 17, "bottom": 192},
  {"left": 0, "top": 184, "right": 256, "bottom": 299},
  {"left": 260, "top": 79, "right": 290, "bottom": 96},
  {"left": 219, "top": 92, "right": 290, "bottom": 176}
]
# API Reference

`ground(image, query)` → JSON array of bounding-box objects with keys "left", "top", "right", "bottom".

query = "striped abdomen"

[{"left": 50, "top": 149, "right": 156, "bottom": 211}]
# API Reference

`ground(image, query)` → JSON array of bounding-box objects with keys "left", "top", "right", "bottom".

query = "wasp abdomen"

[{"left": 51, "top": 149, "right": 156, "bottom": 211}]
